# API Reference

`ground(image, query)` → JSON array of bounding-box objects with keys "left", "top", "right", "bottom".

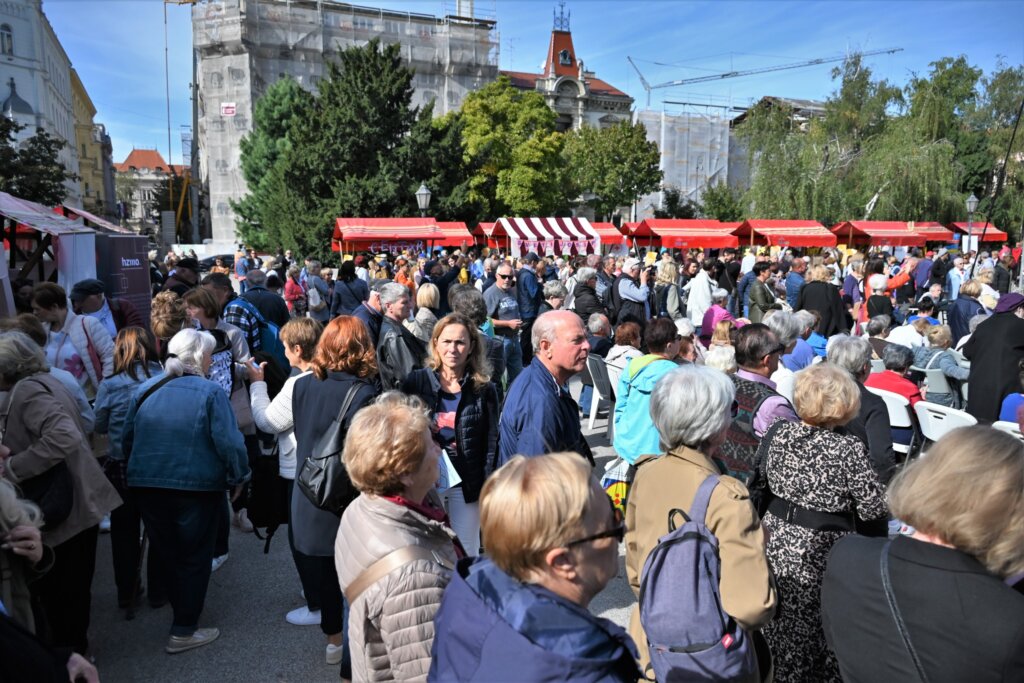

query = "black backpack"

[{"left": 605, "top": 275, "right": 624, "bottom": 325}]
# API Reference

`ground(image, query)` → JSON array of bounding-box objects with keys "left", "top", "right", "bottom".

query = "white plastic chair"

[
  {"left": 913, "top": 401, "right": 977, "bottom": 451},
  {"left": 992, "top": 421, "right": 1024, "bottom": 442},
  {"left": 865, "top": 387, "right": 915, "bottom": 457},
  {"left": 586, "top": 355, "right": 616, "bottom": 437}
]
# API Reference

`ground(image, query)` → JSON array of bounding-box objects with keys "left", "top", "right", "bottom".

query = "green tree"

[
  {"left": 233, "top": 77, "right": 313, "bottom": 249},
  {"left": 459, "top": 76, "right": 570, "bottom": 217},
  {"left": 653, "top": 187, "right": 701, "bottom": 219},
  {"left": 907, "top": 56, "right": 982, "bottom": 142},
  {"left": 825, "top": 54, "right": 904, "bottom": 145},
  {"left": 0, "top": 117, "right": 77, "bottom": 205},
  {"left": 235, "top": 40, "right": 477, "bottom": 260},
  {"left": 700, "top": 183, "right": 743, "bottom": 221},
  {"left": 563, "top": 120, "right": 662, "bottom": 221}
]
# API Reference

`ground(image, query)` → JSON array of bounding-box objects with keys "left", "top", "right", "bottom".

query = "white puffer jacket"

[
  {"left": 335, "top": 492, "right": 458, "bottom": 683},
  {"left": 44, "top": 309, "right": 114, "bottom": 396}
]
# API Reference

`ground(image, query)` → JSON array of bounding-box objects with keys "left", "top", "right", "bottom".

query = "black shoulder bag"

[
  {"left": 881, "top": 541, "right": 930, "bottom": 682},
  {"left": 296, "top": 382, "right": 365, "bottom": 515}
]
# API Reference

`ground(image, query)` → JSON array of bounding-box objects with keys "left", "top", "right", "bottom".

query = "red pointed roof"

[{"left": 545, "top": 30, "right": 577, "bottom": 78}]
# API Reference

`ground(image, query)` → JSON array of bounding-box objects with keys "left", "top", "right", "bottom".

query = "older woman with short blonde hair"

[
  {"left": 755, "top": 363, "right": 887, "bottom": 681},
  {"left": 822, "top": 426, "right": 1024, "bottom": 681},
  {"left": 431, "top": 452, "right": 640, "bottom": 681},
  {"left": 335, "top": 392, "right": 461, "bottom": 683}
]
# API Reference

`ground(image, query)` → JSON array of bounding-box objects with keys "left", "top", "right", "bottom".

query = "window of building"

[
  {"left": 559, "top": 49, "right": 571, "bottom": 66},
  {"left": 1, "top": 24, "right": 12, "bottom": 56}
]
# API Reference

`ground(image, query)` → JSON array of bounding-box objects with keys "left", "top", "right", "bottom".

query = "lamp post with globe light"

[{"left": 416, "top": 183, "right": 431, "bottom": 218}]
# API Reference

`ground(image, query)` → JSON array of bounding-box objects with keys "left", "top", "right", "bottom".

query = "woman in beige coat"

[
  {"left": 336, "top": 392, "right": 461, "bottom": 683},
  {"left": 625, "top": 364, "right": 777, "bottom": 680},
  {"left": 0, "top": 331, "right": 121, "bottom": 654}
]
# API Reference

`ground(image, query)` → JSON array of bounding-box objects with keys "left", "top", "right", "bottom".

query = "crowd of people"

[{"left": 1, "top": 238, "right": 1023, "bottom": 682}]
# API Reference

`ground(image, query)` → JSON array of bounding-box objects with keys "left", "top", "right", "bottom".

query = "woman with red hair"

[{"left": 291, "top": 316, "right": 380, "bottom": 673}]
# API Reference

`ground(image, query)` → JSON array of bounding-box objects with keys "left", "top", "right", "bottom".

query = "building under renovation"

[
  {"left": 634, "top": 109, "right": 731, "bottom": 219},
  {"left": 192, "top": 0, "right": 499, "bottom": 246}
]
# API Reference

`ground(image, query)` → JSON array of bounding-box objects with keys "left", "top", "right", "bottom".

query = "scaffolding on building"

[
  {"left": 192, "top": 0, "right": 499, "bottom": 245},
  {"left": 634, "top": 108, "right": 731, "bottom": 219}
]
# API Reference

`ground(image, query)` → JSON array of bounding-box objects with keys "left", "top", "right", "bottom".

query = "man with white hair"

[
  {"left": 498, "top": 311, "right": 592, "bottom": 466},
  {"left": 376, "top": 283, "right": 425, "bottom": 389}
]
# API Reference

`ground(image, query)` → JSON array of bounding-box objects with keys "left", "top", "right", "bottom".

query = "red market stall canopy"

[
  {"left": 496, "top": 217, "right": 619, "bottom": 256},
  {"left": 638, "top": 219, "right": 739, "bottom": 249},
  {"left": 621, "top": 221, "right": 651, "bottom": 237},
  {"left": 948, "top": 222, "right": 1009, "bottom": 243},
  {"left": 435, "top": 221, "right": 474, "bottom": 248},
  {"left": 589, "top": 222, "right": 629, "bottom": 243},
  {"left": 911, "top": 222, "right": 955, "bottom": 242},
  {"left": 831, "top": 221, "right": 927, "bottom": 247},
  {"left": 735, "top": 219, "right": 836, "bottom": 248},
  {"left": 333, "top": 218, "right": 444, "bottom": 252}
]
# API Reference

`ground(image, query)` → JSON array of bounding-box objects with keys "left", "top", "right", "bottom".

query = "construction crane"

[{"left": 628, "top": 48, "right": 903, "bottom": 108}]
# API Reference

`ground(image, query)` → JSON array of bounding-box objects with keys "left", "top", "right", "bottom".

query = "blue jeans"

[
  {"left": 579, "top": 384, "right": 595, "bottom": 414},
  {"left": 502, "top": 335, "right": 523, "bottom": 387}
]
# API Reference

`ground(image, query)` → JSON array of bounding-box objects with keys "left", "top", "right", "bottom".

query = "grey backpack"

[{"left": 638, "top": 474, "right": 759, "bottom": 682}]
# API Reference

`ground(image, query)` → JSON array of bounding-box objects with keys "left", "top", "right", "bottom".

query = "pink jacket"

[{"left": 700, "top": 304, "right": 735, "bottom": 344}]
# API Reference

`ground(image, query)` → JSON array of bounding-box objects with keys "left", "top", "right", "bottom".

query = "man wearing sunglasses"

[
  {"left": 716, "top": 323, "right": 797, "bottom": 485},
  {"left": 483, "top": 262, "right": 524, "bottom": 385}
]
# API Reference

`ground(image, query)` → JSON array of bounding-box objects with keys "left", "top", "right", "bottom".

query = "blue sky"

[{"left": 45, "top": 0, "right": 1024, "bottom": 165}]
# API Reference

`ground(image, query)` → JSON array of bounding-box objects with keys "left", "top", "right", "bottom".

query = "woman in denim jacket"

[
  {"left": 123, "top": 328, "right": 250, "bottom": 655},
  {"left": 93, "top": 327, "right": 163, "bottom": 613}
]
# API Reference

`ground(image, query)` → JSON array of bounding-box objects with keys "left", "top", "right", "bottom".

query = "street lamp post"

[
  {"left": 966, "top": 193, "right": 979, "bottom": 277},
  {"left": 415, "top": 183, "right": 431, "bottom": 218}
]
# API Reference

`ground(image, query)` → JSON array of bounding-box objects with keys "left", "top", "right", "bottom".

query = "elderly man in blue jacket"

[{"left": 498, "top": 310, "right": 593, "bottom": 466}]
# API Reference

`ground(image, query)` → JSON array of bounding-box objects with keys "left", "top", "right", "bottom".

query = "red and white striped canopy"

[{"left": 496, "top": 217, "right": 621, "bottom": 256}]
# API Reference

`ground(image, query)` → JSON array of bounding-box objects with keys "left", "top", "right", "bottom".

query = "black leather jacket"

[
  {"left": 401, "top": 368, "right": 499, "bottom": 503},
  {"left": 376, "top": 317, "right": 426, "bottom": 390}
]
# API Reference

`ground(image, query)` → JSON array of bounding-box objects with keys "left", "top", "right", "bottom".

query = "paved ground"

[{"left": 89, "top": 390, "right": 634, "bottom": 682}]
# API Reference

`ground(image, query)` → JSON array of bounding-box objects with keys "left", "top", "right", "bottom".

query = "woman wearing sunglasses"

[{"left": 430, "top": 451, "right": 639, "bottom": 682}]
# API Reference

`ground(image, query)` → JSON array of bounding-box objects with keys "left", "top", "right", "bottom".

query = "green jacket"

[{"left": 747, "top": 279, "right": 780, "bottom": 324}]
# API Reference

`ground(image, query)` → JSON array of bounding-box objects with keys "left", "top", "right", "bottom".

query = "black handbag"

[
  {"left": 20, "top": 462, "right": 74, "bottom": 531},
  {"left": 296, "top": 382, "right": 364, "bottom": 515}
]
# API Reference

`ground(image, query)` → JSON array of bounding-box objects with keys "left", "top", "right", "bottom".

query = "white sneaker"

[
  {"left": 211, "top": 554, "right": 229, "bottom": 573},
  {"left": 286, "top": 606, "right": 321, "bottom": 626},
  {"left": 232, "top": 509, "right": 253, "bottom": 532},
  {"left": 99, "top": 514, "right": 111, "bottom": 533},
  {"left": 326, "top": 643, "right": 343, "bottom": 665}
]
